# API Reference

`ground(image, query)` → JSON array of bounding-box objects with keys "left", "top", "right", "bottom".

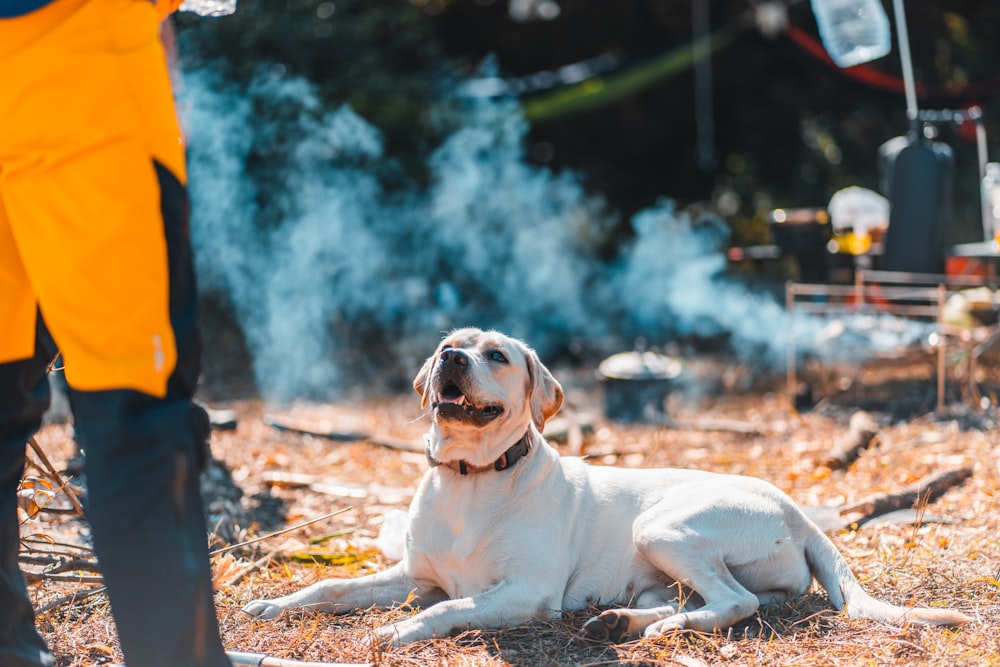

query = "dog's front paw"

[
  {"left": 372, "top": 624, "right": 402, "bottom": 649},
  {"left": 242, "top": 599, "right": 288, "bottom": 620},
  {"left": 373, "top": 619, "right": 431, "bottom": 647}
]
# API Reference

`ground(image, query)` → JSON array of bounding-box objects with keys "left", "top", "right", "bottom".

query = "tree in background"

[{"left": 177, "top": 0, "right": 1000, "bottom": 242}]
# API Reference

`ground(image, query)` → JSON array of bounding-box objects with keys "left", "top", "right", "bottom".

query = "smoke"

[
  {"left": 178, "top": 68, "right": 932, "bottom": 400},
  {"left": 180, "top": 69, "right": 609, "bottom": 398},
  {"left": 613, "top": 201, "right": 792, "bottom": 363}
]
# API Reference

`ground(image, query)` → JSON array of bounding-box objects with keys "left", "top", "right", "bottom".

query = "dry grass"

[{"left": 20, "top": 364, "right": 1000, "bottom": 666}]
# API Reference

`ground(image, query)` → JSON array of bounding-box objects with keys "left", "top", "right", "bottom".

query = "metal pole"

[
  {"left": 891, "top": 0, "right": 919, "bottom": 128},
  {"left": 972, "top": 108, "right": 992, "bottom": 242},
  {"left": 692, "top": 0, "right": 716, "bottom": 171},
  {"left": 786, "top": 281, "right": 796, "bottom": 408},
  {"left": 936, "top": 283, "right": 945, "bottom": 414}
]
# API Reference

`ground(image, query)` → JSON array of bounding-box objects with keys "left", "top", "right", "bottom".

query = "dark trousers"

[
  {"left": 0, "top": 352, "right": 228, "bottom": 667},
  {"left": 0, "top": 164, "right": 229, "bottom": 667},
  {"left": 0, "top": 341, "right": 54, "bottom": 667}
]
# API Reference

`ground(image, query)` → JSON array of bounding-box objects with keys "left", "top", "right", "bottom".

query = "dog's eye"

[{"left": 489, "top": 350, "right": 508, "bottom": 364}]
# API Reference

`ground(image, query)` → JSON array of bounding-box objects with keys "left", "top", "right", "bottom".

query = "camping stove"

[{"left": 596, "top": 350, "right": 682, "bottom": 423}]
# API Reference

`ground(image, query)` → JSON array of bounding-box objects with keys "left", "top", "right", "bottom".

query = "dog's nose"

[{"left": 440, "top": 348, "right": 469, "bottom": 366}]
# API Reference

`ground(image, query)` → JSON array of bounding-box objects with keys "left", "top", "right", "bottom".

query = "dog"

[{"left": 242, "top": 328, "right": 971, "bottom": 645}]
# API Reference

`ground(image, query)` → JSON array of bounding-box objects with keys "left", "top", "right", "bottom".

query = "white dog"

[{"left": 243, "top": 328, "right": 970, "bottom": 644}]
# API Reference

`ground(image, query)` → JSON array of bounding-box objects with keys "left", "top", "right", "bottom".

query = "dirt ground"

[{"left": 18, "top": 356, "right": 1000, "bottom": 666}]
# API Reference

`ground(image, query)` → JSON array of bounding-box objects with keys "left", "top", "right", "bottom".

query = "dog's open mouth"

[{"left": 434, "top": 382, "right": 504, "bottom": 423}]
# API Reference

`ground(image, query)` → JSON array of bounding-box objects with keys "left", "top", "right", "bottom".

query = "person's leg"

[
  {"left": 0, "top": 337, "right": 56, "bottom": 667},
  {"left": 71, "top": 389, "right": 223, "bottom": 667},
  {"left": 69, "top": 158, "right": 226, "bottom": 667},
  {"left": 0, "top": 1, "right": 228, "bottom": 665}
]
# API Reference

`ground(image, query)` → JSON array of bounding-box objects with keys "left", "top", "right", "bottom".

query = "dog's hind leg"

[
  {"left": 626, "top": 512, "right": 772, "bottom": 635},
  {"left": 581, "top": 589, "right": 679, "bottom": 642},
  {"left": 638, "top": 571, "right": 758, "bottom": 637}
]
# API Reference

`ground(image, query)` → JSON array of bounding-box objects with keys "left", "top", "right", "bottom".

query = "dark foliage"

[{"left": 175, "top": 0, "right": 1000, "bottom": 240}]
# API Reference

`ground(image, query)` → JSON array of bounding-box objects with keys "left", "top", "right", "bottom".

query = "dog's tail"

[{"left": 804, "top": 528, "right": 972, "bottom": 626}]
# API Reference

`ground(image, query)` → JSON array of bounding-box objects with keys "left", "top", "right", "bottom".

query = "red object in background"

[
  {"left": 947, "top": 256, "right": 992, "bottom": 279},
  {"left": 783, "top": 23, "right": 1000, "bottom": 102}
]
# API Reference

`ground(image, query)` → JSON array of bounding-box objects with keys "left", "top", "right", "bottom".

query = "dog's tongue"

[{"left": 439, "top": 393, "right": 467, "bottom": 406}]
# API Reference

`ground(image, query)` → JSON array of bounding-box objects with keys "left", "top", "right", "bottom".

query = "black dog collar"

[{"left": 425, "top": 432, "right": 531, "bottom": 475}]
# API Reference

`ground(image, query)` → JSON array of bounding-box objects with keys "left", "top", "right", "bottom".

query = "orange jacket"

[{"left": 0, "top": 0, "right": 181, "bottom": 19}]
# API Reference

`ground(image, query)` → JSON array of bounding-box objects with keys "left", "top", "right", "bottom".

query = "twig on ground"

[
  {"left": 665, "top": 416, "right": 763, "bottom": 435},
  {"left": 21, "top": 536, "right": 94, "bottom": 554},
  {"left": 840, "top": 466, "right": 973, "bottom": 517},
  {"left": 223, "top": 549, "right": 280, "bottom": 588},
  {"left": 262, "top": 472, "right": 412, "bottom": 504},
  {"left": 896, "top": 490, "right": 931, "bottom": 570},
  {"left": 35, "top": 586, "right": 106, "bottom": 615},
  {"left": 822, "top": 411, "right": 880, "bottom": 470},
  {"left": 210, "top": 507, "right": 353, "bottom": 557},
  {"left": 366, "top": 436, "right": 423, "bottom": 453},
  {"left": 18, "top": 555, "right": 101, "bottom": 574},
  {"left": 27, "top": 436, "right": 85, "bottom": 516},
  {"left": 264, "top": 414, "right": 423, "bottom": 452},
  {"left": 24, "top": 572, "right": 104, "bottom": 585},
  {"left": 263, "top": 414, "right": 368, "bottom": 442}
]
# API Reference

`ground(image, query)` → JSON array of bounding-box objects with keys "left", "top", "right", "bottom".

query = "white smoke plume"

[{"left": 178, "top": 68, "right": 931, "bottom": 400}]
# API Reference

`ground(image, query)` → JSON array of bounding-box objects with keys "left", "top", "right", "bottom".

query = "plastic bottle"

[
  {"left": 179, "top": 0, "right": 237, "bottom": 17},
  {"left": 809, "top": 0, "right": 891, "bottom": 68}
]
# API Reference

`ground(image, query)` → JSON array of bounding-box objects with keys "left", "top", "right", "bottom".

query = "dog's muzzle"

[{"left": 432, "top": 349, "right": 504, "bottom": 425}]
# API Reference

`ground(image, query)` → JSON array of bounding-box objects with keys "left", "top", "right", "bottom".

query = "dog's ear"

[
  {"left": 525, "top": 346, "right": 564, "bottom": 430},
  {"left": 413, "top": 346, "right": 439, "bottom": 409}
]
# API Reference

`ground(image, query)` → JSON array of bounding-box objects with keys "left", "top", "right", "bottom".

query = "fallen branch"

[
  {"left": 366, "top": 435, "right": 423, "bottom": 453},
  {"left": 20, "top": 536, "right": 94, "bottom": 554},
  {"left": 822, "top": 411, "right": 880, "bottom": 470},
  {"left": 264, "top": 413, "right": 424, "bottom": 453},
  {"left": 222, "top": 549, "right": 280, "bottom": 588},
  {"left": 18, "top": 555, "right": 101, "bottom": 574},
  {"left": 226, "top": 651, "right": 372, "bottom": 667},
  {"left": 35, "top": 506, "right": 78, "bottom": 515},
  {"left": 840, "top": 466, "right": 973, "bottom": 517},
  {"left": 24, "top": 572, "right": 103, "bottom": 585},
  {"left": 210, "top": 507, "right": 352, "bottom": 557},
  {"left": 262, "top": 472, "right": 412, "bottom": 505},
  {"left": 665, "top": 416, "right": 762, "bottom": 436},
  {"left": 263, "top": 414, "right": 368, "bottom": 442},
  {"left": 28, "top": 436, "right": 85, "bottom": 516},
  {"left": 205, "top": 406, "right": 239, "bottom": 431},
  {"left": 35, "top": 586, "right": 106, "bottom": 614}
]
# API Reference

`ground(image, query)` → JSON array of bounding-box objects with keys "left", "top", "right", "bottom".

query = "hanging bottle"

[{"left": 809, "top": 0, "right": 891, "bottom": 68}]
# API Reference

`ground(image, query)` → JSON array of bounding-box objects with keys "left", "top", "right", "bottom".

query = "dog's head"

[{"left": 413, "top": 328, "right": 564, "bottom": 465}]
